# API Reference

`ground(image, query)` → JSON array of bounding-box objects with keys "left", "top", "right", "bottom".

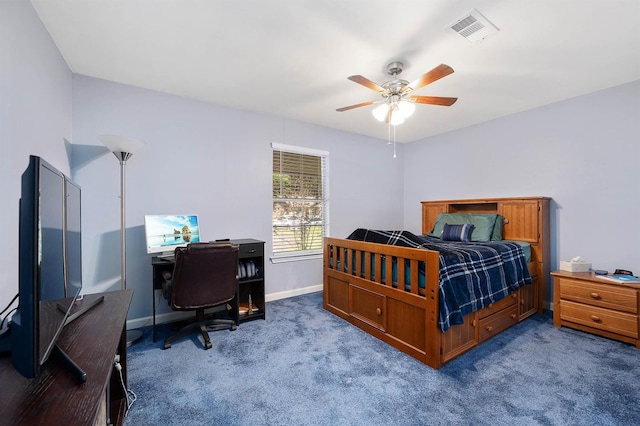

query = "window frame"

[{"left": 271, "top": 143, "right": 329, "bottom": 263}]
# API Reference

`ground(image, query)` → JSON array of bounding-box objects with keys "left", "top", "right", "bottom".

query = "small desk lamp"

[{"left": 99, "top": 134, "right": 146, "bottom": 346}]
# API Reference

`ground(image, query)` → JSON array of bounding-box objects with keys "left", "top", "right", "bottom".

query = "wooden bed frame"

[{"left": 323, "top": 197, "right": 550, "bottom": 369}]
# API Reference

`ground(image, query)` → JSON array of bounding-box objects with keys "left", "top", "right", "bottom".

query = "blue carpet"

[{"left": 124, "top": 292, "right": 639, "bottom": 425}]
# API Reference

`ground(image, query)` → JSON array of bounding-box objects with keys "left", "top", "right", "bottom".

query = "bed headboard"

[{"left": 421, "top": 197, "right": 551, "bottom": 308}]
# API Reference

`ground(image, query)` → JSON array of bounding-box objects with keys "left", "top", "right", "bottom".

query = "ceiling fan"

[{"left": 336, "top": 61, "right": 458, "bottom": 125}]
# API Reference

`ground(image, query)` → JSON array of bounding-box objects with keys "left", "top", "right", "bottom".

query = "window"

[{"left": 272, "top": 143, "right": 329, "bottom": 262}]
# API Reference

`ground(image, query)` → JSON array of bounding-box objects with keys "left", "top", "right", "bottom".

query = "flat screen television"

[
  {"left": 144, "top": 214, "right": 201, "bottom": 256},
  {"left": 0, "top": 156, "right": 85, "bottom": 380}
]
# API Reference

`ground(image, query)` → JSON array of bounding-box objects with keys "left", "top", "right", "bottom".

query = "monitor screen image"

[{"left": 144, "top": 214, "right": 200, "bottom": 255}]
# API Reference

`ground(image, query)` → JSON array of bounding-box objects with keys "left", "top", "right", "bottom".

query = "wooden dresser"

[{"left": 552, "top": 270, "right": 640, "bottom": 348}]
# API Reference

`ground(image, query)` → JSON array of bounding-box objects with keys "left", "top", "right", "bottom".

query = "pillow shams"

[
  {"left": 428, "top": 213, "right": 498, "bottom": 242},
  {"left": 491, "top": 215, "right": 504, "bottom": 241},
  {"left": 442, "top": 223, "right": 475, "bottom": 241}
]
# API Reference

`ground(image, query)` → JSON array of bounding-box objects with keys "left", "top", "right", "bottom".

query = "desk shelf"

[{"left": 236, "top": 239, "right": 266, "bottom": 323}]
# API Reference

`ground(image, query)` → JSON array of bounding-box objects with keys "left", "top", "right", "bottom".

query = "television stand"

[
  {"left": 0, "top": 290, "right": 133, "bottom": 425},
  {"left": 57, "top": 294, "right": 105, "bottom": 326}
]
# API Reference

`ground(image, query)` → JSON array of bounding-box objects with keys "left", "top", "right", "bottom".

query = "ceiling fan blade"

[
  {"left": 347, "top": 75, "right": 386, "bottom": 93},
  {"left": 402, "top": 64, "right": 454, "bottom": 94},
  {"left": 408, "top": 96, "right": 458, "bottom": 106},
  {"left": 336, "top": 100, "right": 379, "bottom": 112}
]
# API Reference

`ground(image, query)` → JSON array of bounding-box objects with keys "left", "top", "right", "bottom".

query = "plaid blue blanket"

[{"left": 346, "top": 229, "right": 532, "bottom": 332}]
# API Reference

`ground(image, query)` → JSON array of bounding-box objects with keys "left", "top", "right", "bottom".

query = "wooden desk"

[
  {"left": 0, "top": 289, "right": 133, "bottom": 425},
  {"left": 151, "top": 239, "right": 265, "bottom": 342}
]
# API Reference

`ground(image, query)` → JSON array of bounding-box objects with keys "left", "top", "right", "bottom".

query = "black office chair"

[{"left": 162, "top": 242, "right": 239, "bottom": 350}]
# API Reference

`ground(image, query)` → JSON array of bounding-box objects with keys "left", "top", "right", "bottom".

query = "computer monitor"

[{"left": 144, "top": 214, "right": 201, "bottom": 255}]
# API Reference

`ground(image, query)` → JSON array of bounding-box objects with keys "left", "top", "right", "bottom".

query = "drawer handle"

[
  {"left": 247, "top": 249, "right": 256, "bottom": 253},
  {"left": 590, "top": 315, "right": 602, "bottom": 323},
  {"left": 472, "top": 320, "right": 477, "bottom": 327},
  {"left": 488, "top": 303, "right": 494, "bottom": 309},
  {"left": 485, "top": 326, "right": 493, "bottom": 332},
  {"left": 376, "top": 308, "right": 382, "bottom": 316},
  {"left": 510, "top": 313, "right": 517, "bottom": 320},
  {"left": 590, "top": 292, "right": 601, "bottom": 300}
]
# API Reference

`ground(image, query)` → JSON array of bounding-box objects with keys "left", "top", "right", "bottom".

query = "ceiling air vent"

[{"left": 450, "top": 9, "right": 499, "bottom": 43}]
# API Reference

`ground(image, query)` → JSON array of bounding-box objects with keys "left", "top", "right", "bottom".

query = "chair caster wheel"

[
  {"left": 231, "top": 325, "right": 238, "bottom": 331},
  {"left": 163, "top": 341, "right": 171, "bottom": 350},
  {"left": 205, "top": 341, "right": 212, "bottom": 350}
]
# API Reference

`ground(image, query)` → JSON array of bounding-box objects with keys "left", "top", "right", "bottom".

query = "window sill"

[{"left": 270, "top": 253, "right": 322, "bottom": 264}]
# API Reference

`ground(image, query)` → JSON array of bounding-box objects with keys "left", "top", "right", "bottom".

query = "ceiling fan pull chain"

[{"left": 393, "top": 124, "right": 397, "bottom": 159}]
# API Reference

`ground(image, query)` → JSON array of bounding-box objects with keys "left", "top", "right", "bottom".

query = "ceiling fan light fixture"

[
  {"left": 373, "top": 100, "right": 414, "bottom": 124},
  {"left": 389, "top": 114, "right": 405, "bottom": 126},
  {"left": 397, "top": 100, "right": 415, "bottom": 118},
  {"left": 372, "top": 103, "right": 389, "bottom": 122}
]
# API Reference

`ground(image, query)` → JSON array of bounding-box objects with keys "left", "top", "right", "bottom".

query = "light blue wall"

[
  {"left": 404, "top": 80, "right": 640, "bottom": 285},
  {"left": 0, "top": 0, "right": 72, "bottom": 316},
  {"left": 2, "top": 1, "right": 638, "bottom": 326},
  {"left": 70, "top": 75, "right": 404, "bottom": 324}
]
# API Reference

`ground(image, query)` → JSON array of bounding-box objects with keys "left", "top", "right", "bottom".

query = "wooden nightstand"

[{"left": 551, "top": 270, "right": 640, "bottom": 348}]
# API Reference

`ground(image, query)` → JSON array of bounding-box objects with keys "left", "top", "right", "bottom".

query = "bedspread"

[{"left": 346, "top": 229, "right": 532, "bottom": 332}]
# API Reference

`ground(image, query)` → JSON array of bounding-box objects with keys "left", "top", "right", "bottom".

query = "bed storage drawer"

[
  {"left": 559, "top": 279, "right": 637, "bottom": 314},
  {"left": 560, "top": 300, "right": 638, "bottom": 339},
  {"left": 326, "top": 276, "right": 349, "bottom": 315},
  {"left": 349, "top": 285, "right": 386, "bottom": 331},
  {"left": 479, "top": 292, "right": 518, "bottom": 319},
  {"left": 479, "top": 306, "right": 519, "bottom": 342}
]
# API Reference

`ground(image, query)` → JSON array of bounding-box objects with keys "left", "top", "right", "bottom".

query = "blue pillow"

[
  {"left": 442, "top": 223, "right": 475, "bottom": 242},
  {"left": 429, "top": 213, "right": 496, "bottom": 242}
]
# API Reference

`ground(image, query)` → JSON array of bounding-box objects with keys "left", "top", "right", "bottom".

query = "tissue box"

[{"left": 559, "top": 260, "right": 592, "bottom": 272}]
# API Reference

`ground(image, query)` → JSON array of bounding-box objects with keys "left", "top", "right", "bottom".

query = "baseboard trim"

[
  {"left": 264, "top": 285, "right": 322, "bottom": 302},
  {"left": 126, "top": 284, "right": 323, "bottom": 330}
]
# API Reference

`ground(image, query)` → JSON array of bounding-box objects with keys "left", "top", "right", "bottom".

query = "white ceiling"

[{"left": 31, "top": 0, "right": 640, "bottom": 143}]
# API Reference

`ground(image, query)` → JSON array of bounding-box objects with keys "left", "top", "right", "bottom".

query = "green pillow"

[
  {"left": 491, "top": 215, "right": 504, "bottom": 241},
  {"left": 428, "top": 213, "right": 498, "bottom": 242}
]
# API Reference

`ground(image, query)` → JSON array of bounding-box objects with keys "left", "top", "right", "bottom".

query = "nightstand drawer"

[
  {"left": 559, "top": 278, "right": 637, "bottom": 314},
  {"left": 560, "top": 300, "right": 638, "bottom": 339}
]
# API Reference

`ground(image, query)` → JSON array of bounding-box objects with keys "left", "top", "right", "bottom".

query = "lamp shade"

[
  {"left": 98, "top": 135, "right": 146, "bottom": 155},
  {"left": 397, "top": 100, "right": 415, "bottom": 118},
  {"left": 372, "top": 100, "right": 413, "bottom": 125},
  {"left": 372, "top": 104, "right": 389, "bottom": 122},
  {"left": 389, "top": 113, "right": 405, "bottom": 126}
]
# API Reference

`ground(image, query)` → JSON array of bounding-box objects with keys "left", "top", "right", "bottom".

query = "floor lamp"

[{"left": 99, "top": 134, "right": 146, "bottom": 347}]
